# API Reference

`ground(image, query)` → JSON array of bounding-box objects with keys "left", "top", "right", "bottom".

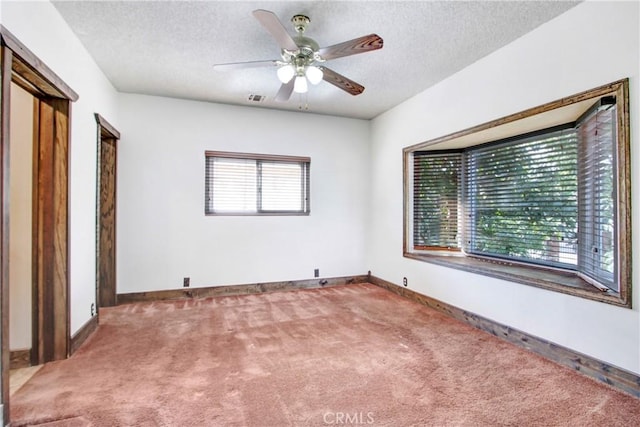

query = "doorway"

[
  {"left": 8, "top": 82, "right": 34, "bottom": 370},
  {"left": 1, "top": 27, "right": 78, "bottom": 424},
  {"left": 96, "top": 114, "right": 120, "bottom": 308}
]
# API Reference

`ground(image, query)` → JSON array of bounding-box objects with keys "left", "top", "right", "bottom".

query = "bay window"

[{"left": 404, "top": 80, "right": 630, "bottom": 306}]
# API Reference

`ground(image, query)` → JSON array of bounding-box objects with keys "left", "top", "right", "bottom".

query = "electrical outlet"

[
  {"left": 314, "top": 268, "right": 319, "bottom": 278},
  {"left": 403, "top": 277, "right": 408, "bottom": 287},
  {"left": 183, "top": 277, "right": 190, "bottom": 288}
]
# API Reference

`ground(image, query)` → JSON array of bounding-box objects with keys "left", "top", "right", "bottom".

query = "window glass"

[
  {"left": 205, "top": 152, "right": 310, "bottom": 215},
  {"left": 578, "top": 104, "right": 617, "bottom": 290},
  {"left": 211, "top": 158, "right": 257, "bottom": 213},
  {"left": 261, "top": 161, "right": 305, "bottom": 212},
  {"left": 413, "top": 153, "right": 462, "bottom": 250},
  {"left": 463, "top": 127, "right": 578, "bottom": 268}
]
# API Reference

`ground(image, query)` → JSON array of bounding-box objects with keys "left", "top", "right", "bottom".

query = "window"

[
  {"left": 404, "top": 80, "right": 631, "bottom": 307},
  {"left": 577, "top": 102, "right": 617, "bottom": 289},
  {"left": 205, "top": 151, "right": 310, "bottom": 215},
  {"left": 463, "top": 125, "right": 580, "bottom": 269},
  {"left": 413, "top": 152, "right": 462, "bottom": 250}
]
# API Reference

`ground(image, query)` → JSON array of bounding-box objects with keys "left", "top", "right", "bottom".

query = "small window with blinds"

[
  {"left": 205, "top": 151, "right": 310, "bottom": 215},
  {"left": 407, "top": 89, "right": 629, "bottom": 302}
]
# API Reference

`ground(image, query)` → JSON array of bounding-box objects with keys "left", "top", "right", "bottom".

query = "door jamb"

[
  {"left": 95, "top": 114, "right": 120, "bottom": 310},
  {"left": 0, "top": 26, "right": 78, "bottom": 425}
]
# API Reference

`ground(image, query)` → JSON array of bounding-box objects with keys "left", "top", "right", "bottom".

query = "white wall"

[
  {"left": 1, "top": 1, "right": 120, "bottom": 335},
  {"left": 9, "top": 83, "right": 33, "bottom": 350},
  {"left": 117, "top": 94, "right": 370, "bottom": 293},
  {"left": 369, "top": 1, "right": 640, "bottom": 374}
]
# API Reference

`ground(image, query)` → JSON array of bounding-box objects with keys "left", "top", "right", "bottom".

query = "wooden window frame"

[{"left": 403, "top": 79, "right": 631, "bottom": 308}]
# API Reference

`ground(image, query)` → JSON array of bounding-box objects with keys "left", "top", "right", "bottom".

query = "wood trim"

[
  {"left": 615, "top": 81, "right": 632, "bottom": 307},
  {"left": 369, "top": 275, "right": 640, "bottom": 398},
  {"left": 30, "top": 96, "right": 39, "bottom": 367},
  {"left": 94, "top": 113, "right": 120, "bottom": 140},
  {"left": 34, "top": 100, "right": 53, "bottom": 363},
  {"left": 9, "top": 350, "right": 30, "bottom": 369},
  {"left": 413, "top": 246, "right": 461, "bottom": 252},
  {"left": 0, "top": 26, "right": 78, "bottom": 101},
  {"left": 34, "top": 97, "right": 70, "bottom": 362},
  {"left": 117, "top": 275, "right": 368, "bottom": 304},
  {"left": 55, "top": 99, "right": 71, "bottom": 361},
  {"left": 205, "top": 150, "right": 310, "bottom": 163},
  {"left": 0, "top": 46, "right": 13, "bottom": 425},
  {"left": 11, "top": 73, "right": 42, "bottom": 98},
  {"left": 403, "top": 252, "right": 626, "bottom": 306},
  {"left": 96, "top": 132, "right": 117, "bottom": 307},
  {"left": 402, "top": 147, "right": 408, "bottom": 262},
  {"left": 95, "top": 112, "right": 121, "bottom": 311},
  {"left": 70, "top": 315, "right": 98, "bottom": 355}
]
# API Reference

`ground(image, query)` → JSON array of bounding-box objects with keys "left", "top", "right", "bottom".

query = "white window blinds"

[
  {"left": 413, "top": 153, "right": 462, "bottom": 250},
  {"left": 463, "top": 127, "right": 579, "bottom": 267},
  {"left": 205, "top": 152, "right": 310, "bottom": 215},
  {"left": 209, "top": 157, "right": 258, "bottom": 213},
  {"left": 577, "top": 100, "right": 617, "bottom": 290}
]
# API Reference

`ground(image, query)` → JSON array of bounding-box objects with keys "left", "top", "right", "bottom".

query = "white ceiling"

[{"left": 51, "top": 1, "right": 580, "bottom": 120}]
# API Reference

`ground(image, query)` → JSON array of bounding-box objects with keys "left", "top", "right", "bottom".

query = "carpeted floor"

[{"left": 10, "top": 283, "right": 640, "bottom": 426}]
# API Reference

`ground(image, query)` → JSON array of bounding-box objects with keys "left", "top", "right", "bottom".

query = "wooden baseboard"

[
  {"left": 369, "top": 275, "right": 640, "bottom": 398},
  {"left": 70, "top": 315, "right": 98, "bottom": 355},
  {"left": 117, "top": 274, "right": 369, "bottom": 305},
  {"left": 9, "top": 349, "right": 31, "bottom": 369}
]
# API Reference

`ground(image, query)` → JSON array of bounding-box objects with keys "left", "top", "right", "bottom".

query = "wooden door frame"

[
  {"left": 0, "top": 26, "right": 78, "bottom": 425},
  {"left": 95, "top": 114, "right": 120, "bottom": 309}
]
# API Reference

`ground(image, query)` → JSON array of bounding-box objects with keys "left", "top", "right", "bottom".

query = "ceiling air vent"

[{"left": 248, "top": 94, "right": 266, "bottom": 103}]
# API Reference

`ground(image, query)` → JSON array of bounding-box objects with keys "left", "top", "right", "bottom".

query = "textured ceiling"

[{"left": 52, "top": 1, "right": 580, "bottom": 120}]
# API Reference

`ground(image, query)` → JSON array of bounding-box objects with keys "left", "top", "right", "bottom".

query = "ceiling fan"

[{"left": 213, "top": 9, "right": 384, "bottom": 102}]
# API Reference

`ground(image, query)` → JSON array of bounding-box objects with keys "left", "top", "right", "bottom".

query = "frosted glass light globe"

[
  {"left": 277, "top": 65, "right": 295, "bottom": 83},
  {"left": 305, "top": 66, "right": 323, "bottom": 85},
  {"left": 293, "top": 75, "right": 308, "bottom": 93}
]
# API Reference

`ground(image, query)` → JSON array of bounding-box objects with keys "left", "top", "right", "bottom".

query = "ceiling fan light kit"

[
  {"left": 213, "top": 9, "right": 383, "bottom": 103},
  {"left": 294, "top": 75, "right": 308, "bottom": 94}
]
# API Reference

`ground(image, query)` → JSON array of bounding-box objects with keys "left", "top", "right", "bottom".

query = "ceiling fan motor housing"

[
  {"left": 291, "top": 14, "right": 310, "bottom": 33},
  {"left": 280, "top": 15, "right": 322, "bottom": 70}
]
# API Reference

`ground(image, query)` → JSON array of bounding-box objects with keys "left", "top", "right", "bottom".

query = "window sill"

[{"left": 404, "top": 251, "right": 628, "bottom": 308}]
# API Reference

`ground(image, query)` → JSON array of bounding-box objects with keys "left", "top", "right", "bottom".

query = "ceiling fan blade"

[
  {"left": 213, "top": 60, "right": 278, "bottom": 71},
  {"left": 319, "top": 66, "right": 365, "bottom": 96},
  {"left": 318, "top": 34, "right": 383, "bottom": 61},
  {"left": 275, "top": 80, "right": 295, "bottom": 102},
  {"left": 252, "top": 9, "right": 299, "bottom": 52}
]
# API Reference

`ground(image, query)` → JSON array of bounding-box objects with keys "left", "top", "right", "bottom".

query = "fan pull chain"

[{"left": 297, "top": 93, "right": 309, "bottom": 111}]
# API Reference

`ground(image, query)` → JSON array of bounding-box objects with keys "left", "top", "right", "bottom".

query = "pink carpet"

[{"left": 10, "top": 283, "right": 640, "bottom": 425}]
